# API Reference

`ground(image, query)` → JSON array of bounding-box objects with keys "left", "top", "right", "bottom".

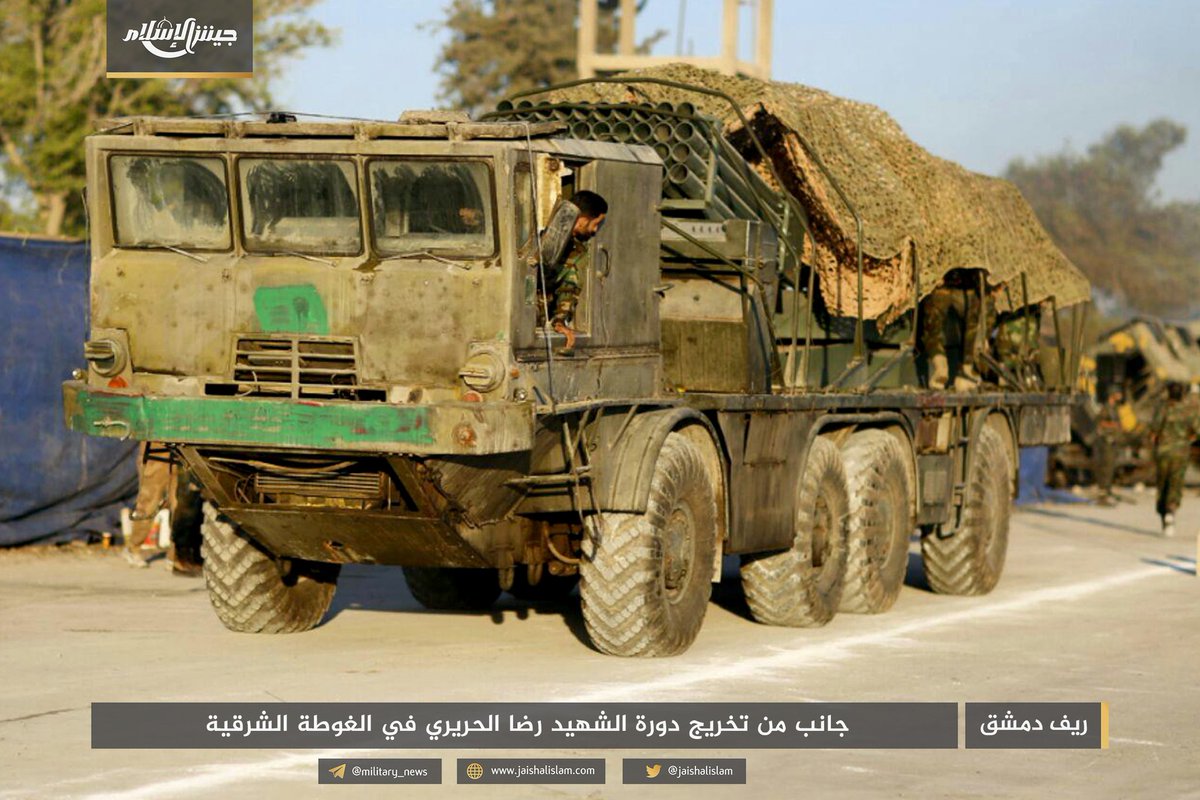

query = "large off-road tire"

[
  {"left": 580, "top": 432, "right": 718, "bottom": 657},
  {"left": 922, "top": 422, "right": 1012, "bottom": 595},
  {"left": 402, "top": 566, "right": 502, "bottom": 610},
  {"left": 201, "top": 503, "right": 339, "bottom": 633},
  {"left": 507, "top": 570, "right": 578, "bottom": 602},
  {"left": 839, "top": 430, "right": 914, "bottom": 613},
  {"left": 740, "top": 436, "right": 849, "bottom": 627}
]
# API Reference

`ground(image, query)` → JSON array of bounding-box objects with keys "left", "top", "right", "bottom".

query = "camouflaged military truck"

[{"left": 65, "top": 73, "right": 1087, "bottom": 657}]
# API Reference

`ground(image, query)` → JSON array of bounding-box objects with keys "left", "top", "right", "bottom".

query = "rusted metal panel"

[
  {"left": 916, "top": 412, "right": 954, "bottom": 453},
  {"left": 423, "top": 452, "right": 531, "bottom": 526},
  {"left": 222, "top": 507, "right": 492, "bottom": 567},
  {"left": 916, "top": 454, "right": 953, "bottom": 526},
  {"left": 717, "top": 410, "right": 816, "bottom": 554},
  {"left": 1019, "top": 404, "right": 1071, "bottom": 446}
]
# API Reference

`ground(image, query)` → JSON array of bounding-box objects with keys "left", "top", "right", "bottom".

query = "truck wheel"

[
  {"left": 402, "top": 566, "right": 501, "bottom": 610},
  {"left": 201, "top": 503, "right": 339, "bottom": 633},
  {"left": 507, "top": 570, "right": 578, "bottom": 602},
  {"left": 580, "top": 431, "right": 718, "bottom": 657},
  {"left": 740, "top": 436, "right": 849, "bottom": 627},
  {"left": 922, "top": 423, "right": 1012, "bottom": 595},
  {"left": 839, "top": 430, "right": 914, "bottom": 613}
]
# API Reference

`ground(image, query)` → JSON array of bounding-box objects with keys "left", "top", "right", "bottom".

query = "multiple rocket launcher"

[{"left": 492, "top": 98, "right": 787, "bottom": 231}]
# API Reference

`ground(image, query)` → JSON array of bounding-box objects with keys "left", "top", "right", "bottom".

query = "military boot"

[
  {"left": 929, "top": 354, "right": 949, "bottom": 390},
  {"left": 1162, "top": 513, "right": 1176, "bottom": 538},
  {"left": 953, "top": 375, "right": 980, "bottom": 392}
]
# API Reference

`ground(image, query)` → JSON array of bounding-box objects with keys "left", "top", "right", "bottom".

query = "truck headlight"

[
  {"left": 84, "top": 338, "right": 127, "bottom": 377},
  {"left": 458, "top": 351, "right": 504, "bottom": 393}
]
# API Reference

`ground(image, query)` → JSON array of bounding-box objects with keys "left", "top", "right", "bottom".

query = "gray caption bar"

[
  {"left": 317, "top": 758, "right": 440, "bottom": 785},
  {"left": 965, "top": 703, "right": 1105, "bottom": 749},
  {"left": 623, "top": 759, "right": 746, "bottom": 784},
  {"left": 91, "top": 702, "right": 958, "bottom": 749}
]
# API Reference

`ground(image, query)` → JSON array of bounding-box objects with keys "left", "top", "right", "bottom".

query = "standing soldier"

[
  {"left": 1093, "top": 387, "right": 1123, "bottom": 506},
  {"left": 1150, "top": 382, "right": 1200, "bottom": 537},
  {"left": 920, "top": 268, "right": 989, "bottom": 391}
]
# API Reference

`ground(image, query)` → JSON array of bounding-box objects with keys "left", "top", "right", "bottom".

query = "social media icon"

[{"left": 645, "top": 763, "right": 662, "bottom": 779}]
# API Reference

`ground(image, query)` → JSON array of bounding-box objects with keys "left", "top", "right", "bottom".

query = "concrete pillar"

[
  {"left": 755, "top": 0, "right": 773, "bottom": 79},
  {"left": 578, "top": 0, "right": 598, "bottom": 78},
  {"left": 619, "top": 0, "right": 637, "bottom": 55},
  {"left": 721, "top": 0, "right": 739, "bottom": 75}
]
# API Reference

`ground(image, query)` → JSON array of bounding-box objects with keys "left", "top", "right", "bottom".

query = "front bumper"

[{"left": 62, "top": 381, "right": 534, "bottom": 455}]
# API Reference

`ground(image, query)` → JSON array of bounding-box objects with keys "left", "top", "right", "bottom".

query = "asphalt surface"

[{"left": 1, "top": 489, "right": 1197, "bottom": 799}]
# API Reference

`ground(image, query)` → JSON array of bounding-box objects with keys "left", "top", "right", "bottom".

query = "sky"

[{"left": 276, "top": 0, "right": 1200, "bottom": 202}]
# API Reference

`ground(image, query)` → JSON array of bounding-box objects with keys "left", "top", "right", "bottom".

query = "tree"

[
  {"left": 1006, "top": 120, "right": 1200, "bottom": 318},
  {"left": 0, "top": 0, "right": 334, "bottom": 236},
  {"left": 432, "top": 0, "right": 663, "bottom": 116}
]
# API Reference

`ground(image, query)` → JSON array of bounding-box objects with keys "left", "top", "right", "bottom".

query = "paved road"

[{"left": 1, "top": 490, "right": 1196, "bottom": 799}]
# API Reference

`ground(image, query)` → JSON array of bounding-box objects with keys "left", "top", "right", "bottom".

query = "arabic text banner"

[{"left": 92, "top": 702, "right": 957, "bottom": 749}]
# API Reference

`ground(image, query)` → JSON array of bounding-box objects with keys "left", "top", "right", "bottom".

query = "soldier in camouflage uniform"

[
  {"left": 541, "top": 190, "right": 607, "bottom": 354},
  {"left": 993, "top": 302, "right": 1042, "bottom": 387},
  {"left": 920, "top": 268, "right": 989, "bottom": 390},
  {"left": 1093, "top": 387, "right": 1124, "bottom": 505},
  {"left": 1150, "top": 381, "right": 1200, "bottom": 536}
]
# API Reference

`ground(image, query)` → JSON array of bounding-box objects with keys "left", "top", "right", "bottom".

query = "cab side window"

[{"left": 514, "top": 164, "right": 535, "bottom": 255}]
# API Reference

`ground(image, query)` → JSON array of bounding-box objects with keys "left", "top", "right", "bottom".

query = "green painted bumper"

[{"left": 61, "top": 381, "right": 533, "bottom": 455}]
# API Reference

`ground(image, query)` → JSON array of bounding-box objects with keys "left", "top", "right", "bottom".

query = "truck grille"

[
  {"left": 206, "top": 335, "right": 385, "bottom": 401},
  {"left": 254, "top": 471, "right": 387, "bottom": 501}
]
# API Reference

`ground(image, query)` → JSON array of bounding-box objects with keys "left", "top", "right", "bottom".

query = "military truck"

[{"left": 64, "top": 72, "right": 1085, "bottom": 657}]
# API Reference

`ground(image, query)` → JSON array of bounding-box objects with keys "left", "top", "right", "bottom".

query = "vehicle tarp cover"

[
  {"left": 533, "top": 63, "right": 1091, "bottom": 324},
  {"left": 0, "top": 234, "right": 136, "bottom": 546}
]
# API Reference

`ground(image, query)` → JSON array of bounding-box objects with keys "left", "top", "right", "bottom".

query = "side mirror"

[{"left": 537, "top": 199, "right": 580, "bottom": 269}]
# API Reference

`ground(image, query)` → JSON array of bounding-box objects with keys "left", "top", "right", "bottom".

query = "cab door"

[{"left": 575, "top": 158, "right": 663, "bottom": 353}]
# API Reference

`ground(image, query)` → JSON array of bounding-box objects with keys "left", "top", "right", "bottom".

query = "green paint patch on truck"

[{"left": 64, "top": 385, "right": 434, "bottom": 450}]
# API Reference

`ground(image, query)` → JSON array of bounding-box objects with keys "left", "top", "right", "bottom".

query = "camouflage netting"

[{"left": 530, "top": 64, "right": 1090, "bottom": 325}]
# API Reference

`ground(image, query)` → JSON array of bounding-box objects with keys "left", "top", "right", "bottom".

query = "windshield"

[
  {"left": 110, "top": 155, "right": 230, "bottom": 249},
  {"left": 239, "top": 158, "right": 361, "bottom": 255},
  {"left": 369, "top": 159, "right": 495, "bottom": 257}
]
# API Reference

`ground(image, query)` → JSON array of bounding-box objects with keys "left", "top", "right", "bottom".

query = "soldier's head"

[
  {"left": 1107, "top": 387, "right": 1123, "bottom": 404},
  {"left": 457, "top": 205, "right": 484, "bottom": 233},
  {"left": 1167, "top": 382, "right": 1186, "bottom": 402},
  {"left": 570, "top": 190, "right": 608, "bottom": 241}
]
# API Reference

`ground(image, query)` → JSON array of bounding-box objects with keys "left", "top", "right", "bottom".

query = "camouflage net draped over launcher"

[{"left": 524, "top": 64, "right": 1089, "bottom": 326}]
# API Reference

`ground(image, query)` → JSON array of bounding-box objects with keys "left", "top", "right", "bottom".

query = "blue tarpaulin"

[
  {"left": 1017, "top": 446, "right": 1088, "bottom": 505},
  {"left": 0, "top": 234, "right": 136, "bottom": 546}
]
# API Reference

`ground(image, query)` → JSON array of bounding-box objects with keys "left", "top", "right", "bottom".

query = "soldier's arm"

[{"left": 1149, "top": 407, "right": 1164, "bottom": 444}]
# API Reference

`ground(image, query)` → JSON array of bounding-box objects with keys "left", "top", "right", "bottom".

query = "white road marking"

[
  {"left": 568, "top": 565, "right": 1167, "bottom": 702},
  {"left": 75, "top": 565, "right": 1166, "bottom": 799},
  {"left": 1108, "top": 737, "right": 1166, "bottom": 747}
]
